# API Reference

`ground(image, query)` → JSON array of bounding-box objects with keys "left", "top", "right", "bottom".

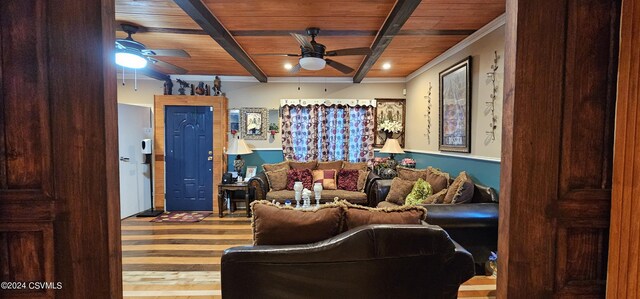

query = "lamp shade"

[
  {"left": 115, "top": 50, "right": 148, "bottom": 69},
  {"left": 380, "top": 138, "right": 405, "bottom": 154},
  {"left": 227, "top": 137, "right": 253, "bottom": 155},
  {"left": 299, "top": 57, "right": 326, "bottom": 71}
]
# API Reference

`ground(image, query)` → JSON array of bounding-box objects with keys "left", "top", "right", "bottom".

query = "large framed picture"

[
  {"left": 240, "top": 108, "right": 268, "bottom": 140},
  {"left": 374, "top": 99, "right": 406, "bottom": 147},
  {"left": 439, "top": 57, "right": 472, "bottom": 152}
]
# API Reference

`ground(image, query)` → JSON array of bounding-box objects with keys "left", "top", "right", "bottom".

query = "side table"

[{"left": 218, "top": 182, "right": 253, "bottom": 218}]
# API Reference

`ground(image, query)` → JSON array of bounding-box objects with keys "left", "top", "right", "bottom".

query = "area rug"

[{"left": 150, "top": 211, "right": 212, "bottom": 223}]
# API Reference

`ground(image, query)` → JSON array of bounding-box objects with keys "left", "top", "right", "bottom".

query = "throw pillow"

[
  {"left": 385, "top": 177, "right": 416, "bottom": 205},
  {"left": 312, "top": 169, "right": 337, "bottom": 190},
  {"left": 397, "top": 166, "right": 428, "bottom": 181},
  {"left": 262, "top": 161, "right": 290, "bottom": 172},
  {"left": 404, "top": 178, "right": 433, "bottom": 206},
  {"left": 289, "top": 160, "right": 317, "bottom": 170},
  {"left": 426, "top": 167, "right": 450, "bottom": 193},
  {"left": 264, "top": 168, "right": 288, "bottom": 191},
  {"left": 316, "top": 160, "right": 343, "bottom": 171},
  {"left": 443, "top": 171, "right": 475, "bottom": 204},
  {"left": 339, "top": 200, "right": 427, "bottom": 231},
  {"left": 357, "top": 170, "right": 369, "bottom": 192},
  {"left": 251, "top": 200, "right": 344, "bottom": 245},
  {"left": 426, "top": 188, "right": 448, "bottom": 204},
  {"left": 337, "top": 169, "right": 359, "bottom": 191},
  {"left": 286, "top": 169, "right": 313, "bottom": 190},
  {"left": 343, "top": 161, "right": 368, "bottom": 172}
]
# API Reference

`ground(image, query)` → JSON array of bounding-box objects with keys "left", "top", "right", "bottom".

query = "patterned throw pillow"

[
  {"left": 337, "top": 169, "right": 359, "bottom": 191},
  {"left": 312, "top": 169, "right": 337, "bottom": 190},
  {"left": 385, "top": 177, "right": 416, "bottom": 205},
  {"left": 286, "top": 169, "right": 313, "bottom": 190},
  {"left": 265, "top": 168, "right": 288, "bottom": 191},
  {"left": 404, "top": 178, "right": 433, "bottom": 206},
  {"left": 443, "top": 171, "right": 475, "bottom": 204},
  {"left": 426, "top": 167, "right": 450, "bottom": 193}
]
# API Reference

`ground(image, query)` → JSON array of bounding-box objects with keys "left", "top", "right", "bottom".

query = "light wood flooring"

[{"left": 121, "top": 213, "right": 497, "bottom": 298}]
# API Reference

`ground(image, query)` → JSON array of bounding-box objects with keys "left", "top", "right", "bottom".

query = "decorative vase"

[
  {"left": 379, "top": 168, "right": 397, "bottom": 179},
  {"left": 313, "top": 183, "right": 323, "bottom": 206},
  {"left": 293, "top": 182, "right": 303, "bottom": 208}
]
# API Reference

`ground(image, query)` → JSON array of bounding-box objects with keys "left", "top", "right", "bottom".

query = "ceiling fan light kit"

[
  {"left": 115, "top": 50, "right": 148, "bottom": 69},
  {"left": 299, "top": 57, "right": 326, "bottom": 70}
]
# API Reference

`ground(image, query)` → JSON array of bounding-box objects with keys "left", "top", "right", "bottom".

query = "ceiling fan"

[
  {"left": 256, "top": 27, "right": 372, "bottom": 74},
  {"left": 115, "top": 24, "right": 191, "bottom": 74}
]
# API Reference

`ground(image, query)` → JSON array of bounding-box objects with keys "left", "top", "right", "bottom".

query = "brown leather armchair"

[{"left": 221, "top": 224, "right": 475, "bottom": 299}]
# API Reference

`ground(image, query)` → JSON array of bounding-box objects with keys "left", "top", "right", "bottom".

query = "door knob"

[
  {"left": 208, "top": 150, "right": 213, "bottom": 155},
  {"left": 208, "top": 156, "right": 213, "bottom": 161}
]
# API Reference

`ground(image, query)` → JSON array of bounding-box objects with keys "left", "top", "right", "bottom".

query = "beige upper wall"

[
  {"left": 117, "top": 80, "right": 404, "bottom": 148},
  {"left": 405, "top": 25, "right": 505, "bottom": 159}
]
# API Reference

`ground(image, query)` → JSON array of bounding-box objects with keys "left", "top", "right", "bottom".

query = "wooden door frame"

[{"left": 153, "top": 95, "right": 228, "bottom": 212}]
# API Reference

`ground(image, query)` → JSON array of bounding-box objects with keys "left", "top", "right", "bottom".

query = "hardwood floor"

[{"left": 121, "top": 213, "right": 496, "bottom": 298}]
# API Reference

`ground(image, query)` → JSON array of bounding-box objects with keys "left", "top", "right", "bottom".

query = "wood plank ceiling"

[{"left": 115, "top": 0, "right": 505, "bottom": 80}]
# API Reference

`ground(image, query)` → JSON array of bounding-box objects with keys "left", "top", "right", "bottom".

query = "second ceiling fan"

[{"left": 257, "top": 27, "right": 372, "bottom": 74}]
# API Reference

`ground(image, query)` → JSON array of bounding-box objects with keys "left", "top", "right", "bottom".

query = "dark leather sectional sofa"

[{"left": 372, "top": 179, "right": 499, "bottom": 273}]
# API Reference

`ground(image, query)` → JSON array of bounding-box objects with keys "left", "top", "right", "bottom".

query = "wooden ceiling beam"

[
  {"left": 353, "top": 0, "right": 421, "bottom": 83},
  {"left": 117, "top": 27, "right": 474, "bottom": 37},
  {"left": 173, "top": 0, "right": 268, "bottom": 82}
]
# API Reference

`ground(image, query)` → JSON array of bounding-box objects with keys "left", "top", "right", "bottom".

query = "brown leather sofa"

[
  {"left": 372, "top": 179, "right": 499, "bottom": 273},
  {"left": 221, "top": 224, "right": 475, "bottom": 299},
  {"left": 249, "top": 171, "right": 381, "bottom": 206}
]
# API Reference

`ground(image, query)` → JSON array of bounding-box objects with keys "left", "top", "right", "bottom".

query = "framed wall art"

[
  {"left": 240, "top": 108, "right": 268, "bottom": 140},
  {"left": 374, "top": 99, "right": 406, "bottom": 147},
  {"left": 439, "top": 56, "right": 472, "bottom": 152}
]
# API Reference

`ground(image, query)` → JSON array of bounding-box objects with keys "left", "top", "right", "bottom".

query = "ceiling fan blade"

[
  {"left": 254, "top": 53, "right": 301, "bottom": 57},
  {"left": 325, "top": 47, "right": 372, "bottom": 56},
  {"left": 290, "top": 33, "right": 314, "bottom": 51},
  {"left": 143, "top": 49, "right": 191, "bottom": 58},
  {"left": 149, "top": 59, "right": 188, "bottom": 74},
  {"left": 325, "top": 59, "right": 354, "bottom": 74},
  {"left": 289, "top": 63, "right": 301, "bottom": 74}
]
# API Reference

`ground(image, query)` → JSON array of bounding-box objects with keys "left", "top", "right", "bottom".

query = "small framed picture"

[{"left": 245, "top": 166, "right": 257, "bottom": 179}]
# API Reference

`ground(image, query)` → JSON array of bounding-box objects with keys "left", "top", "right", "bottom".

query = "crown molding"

[{"left": 405, "top": 13, "right": 506, "bottom": 81}]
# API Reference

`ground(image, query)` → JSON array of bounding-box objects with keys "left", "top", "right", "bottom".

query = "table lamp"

[
  {"left": 380, "top": 138, "right": 404, "bottom": 169},
  {"left": 227, "top": 136, "right": 253, "bottom": 176}
]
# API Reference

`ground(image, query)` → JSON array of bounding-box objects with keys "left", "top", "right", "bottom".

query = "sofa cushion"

[
  {"left": 444, "top": 171, "right": 474, "bottom": 204},
  {"left": 357, "top": 170, "right": 369, "bottom": 192},
  {"left": 266, "top": 190, "right": 367, "bottom": 204},
  {"left": 262, "top": 161, "right": 290, "bottom": 172},
  {"left": 317, "top": 160, "right": 343, "bottom": 171},
  {"left": 397, "top": 167, "right": 428, "bottom": 181},
  {"left": 426, "top": 167, "right": 450, "bottom": 193},
  {"left": 337, "top": 169, "right": 359, "bottom": 191},
  {"left": 385, "top": 177, "right": 416, "bottom": 205},
  {"left": 265, "top": 168, "right": 288, "bottom": 191},
  {"left": 251, "top": 200, "right": 344, "bottom": 245},
  {"left": 312, "top": 169, "right": 337, "bottom": 190},
  {"left": 289, "top": 160, "right": 317, "bottom": 170},
  {"left": 427, "top": 188, "right": 448, "bottom": 204},
  {"left": 343, "top": 161, "right": 368, "bottom": 172},
  {"left": 405, "top": 178, "right": 433, "bottom": 206},
  {"left": 340, "top": 201, "right": 427, "bottom": 231},
  {"left": 286, "top": 169, "right": 313, "bottom": 190}
]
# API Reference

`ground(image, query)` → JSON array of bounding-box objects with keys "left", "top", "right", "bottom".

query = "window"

[{"left": 281, "top": 105, "right": 375, "bottom": 163}]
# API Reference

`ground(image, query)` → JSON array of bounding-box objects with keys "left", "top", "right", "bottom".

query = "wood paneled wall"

[
  {"left": 607, "top": 0, "right": 640, "bottom": 297},
  {"left": 499, "top": 0, "right": 620, "bottom": 297},
  {"left": 0, "top": 0, "right": 121, "bottom": 298},
  {"left": 153, "top": 96, "right": 228, "bottom": 211}
]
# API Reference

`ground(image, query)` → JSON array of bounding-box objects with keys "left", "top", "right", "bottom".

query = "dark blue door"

[{"left": 165, "top": 106, "right": 213, "bottom": 211}]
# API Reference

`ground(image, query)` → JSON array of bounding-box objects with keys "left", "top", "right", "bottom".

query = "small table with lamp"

[
  {"left": 221, "top": 136, "right": 254, "bottom": 217},
  {"left": 379, "top": 138, "right": 405, "bottom": 179}
]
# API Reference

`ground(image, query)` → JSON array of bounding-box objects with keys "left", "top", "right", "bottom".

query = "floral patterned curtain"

[{"left": 281, "top": 105, "right": 374, "bottom": 162}]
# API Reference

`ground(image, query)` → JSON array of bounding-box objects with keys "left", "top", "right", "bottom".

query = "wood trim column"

[{"left": 607, "top": 0, "right": 640, "bottom": 297}]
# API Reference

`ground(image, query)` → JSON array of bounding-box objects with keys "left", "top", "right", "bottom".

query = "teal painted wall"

[{"left": 228, "top": 149, "right": 501, "bottom": 192}]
